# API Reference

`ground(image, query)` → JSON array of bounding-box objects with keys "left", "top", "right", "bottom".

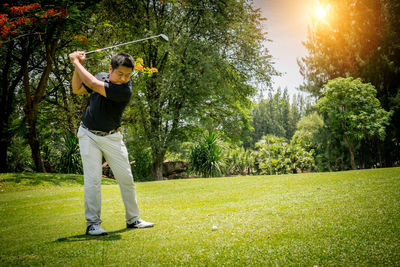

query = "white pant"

[{"left": 77, "top": 126, "right": 140, "bottom": 226}]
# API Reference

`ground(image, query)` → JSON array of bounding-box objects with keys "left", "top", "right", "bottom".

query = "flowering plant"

[
  {"left": 134, "top": 57, "right": 158, "bottom": 77},
  {"left": 0, "top": 2, "right": 68, "bottom": 41}
]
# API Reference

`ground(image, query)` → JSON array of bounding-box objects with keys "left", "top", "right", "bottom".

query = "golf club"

[{"left": 85, "top": 34, "right": 169, "bottom": 55}]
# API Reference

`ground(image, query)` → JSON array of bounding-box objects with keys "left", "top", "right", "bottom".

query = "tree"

[
  {"left": 0, "top": 1, "right": 96, "bottom": 172},
  {"left": 0, "top": 39, "right": 23, "bottom": 172},
  {"left": 246, "top": 88, "right": 310, "bottom": 148},
  {"left": 291, "top": 111, "right": 324, "bottom": 151},
  {"left": 299, "top": 0, "right": 385, "bottom": 97},
  {"left": 316, "top": 77, "right": 391, "bottom": 169},
  {"left": 95, "top": 0, "right": 277, "bottom": 180},
  {"left": 291, "top": 111, "right": 348, "bottom": 171},
  {"left": 299, "top": 0, "right": 400, "bottom": 167}
]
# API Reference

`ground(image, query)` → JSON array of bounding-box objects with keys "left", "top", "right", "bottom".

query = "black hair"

[{"left": 110, "top": 52, "right": 135, "bottom": 70}]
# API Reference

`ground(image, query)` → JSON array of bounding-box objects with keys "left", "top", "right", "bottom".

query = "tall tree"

[
  {"left": 299, "top": 0, "right": 400, "bottom": 167},
  {"left": 95, "top": 0, "right": 277, "bottom": 180},
  {"left": 316, "top": 77, "right": 390, "bottom": 170},
  {"left": 0, "top": 1, "right": 96, "bottom": 172},
  {"left": 246, "top": 89, "right": 309, "bottom": 148},
  {"left": 0, "top": 39, "right": 23, "bottom": 172},
  {"left": 299, "top": 0, "right": 385, "bottom": 97}
]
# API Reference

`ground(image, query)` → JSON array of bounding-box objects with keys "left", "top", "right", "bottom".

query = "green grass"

[{"left": 1, "top": 168, "right": 400, "bottom": 266}]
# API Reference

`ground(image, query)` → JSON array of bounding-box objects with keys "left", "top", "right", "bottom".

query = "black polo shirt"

[{"left": 81, "top": 72, "right": 132, "bottom": 132}]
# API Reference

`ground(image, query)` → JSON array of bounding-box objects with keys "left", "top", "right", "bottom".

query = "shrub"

[
  {"left": 7, "top": 135, "right": 34, "bottom": 172},
  {"left": 222, "top": 146, "right": 254, "bottom": 176},
  {"left": 255, "top": 135, "right": 314, "bottom": 175},
  {"left": 189, "top": 131, "right": 223, "bottom": 178},
  {"left": 57, "top": 132, "right": 83, "bottom": 174},
  {"left": 124, "top": 126, "right": 153, "bottom": 181}
]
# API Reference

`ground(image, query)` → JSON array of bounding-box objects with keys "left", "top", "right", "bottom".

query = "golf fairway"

[{"left": 0, "top": 168, "right": 399, "bottom": 266}]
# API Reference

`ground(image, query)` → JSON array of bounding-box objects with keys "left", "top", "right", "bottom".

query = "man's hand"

[
  {"left": 69, "top": 51, "right": 86, "bottom": 64},
  {"left": 69, "top": 50, "right": 106, "bottom": 97}
]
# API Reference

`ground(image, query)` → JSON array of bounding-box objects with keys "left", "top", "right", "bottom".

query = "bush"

[
  {"left": 189, "top": 131, "right": 223, "bottom": 178},
  {"left": 255, "top": 135, "right": 314, "bottom": 175},
  {"left": 130, "top": 147, "right": 153, "bottom": 181},
  {"left": 57, "top": 132, "right": 83, "bottom": 174},
  {"left": 222, "top": 146, "right": 254, "bottom": 176},
  {"left": 124, "top": 126, "right": 153, "bottom": 181},
  {"left": 7, "top": 135, "right": 34, "bottom": 172}
]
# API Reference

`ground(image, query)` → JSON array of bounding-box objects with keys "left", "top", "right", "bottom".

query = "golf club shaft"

[{"left": 85, "top": 34, "right": 163, "bottom": 55}]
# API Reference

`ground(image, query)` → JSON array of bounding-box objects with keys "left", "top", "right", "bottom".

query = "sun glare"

[{"left": 313, "top": 3, "right": 330, "bottom": 22}]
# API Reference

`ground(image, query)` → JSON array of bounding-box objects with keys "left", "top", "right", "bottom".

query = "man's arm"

[
  {"left": 69, "top": 51, "right": 107, "bottom": 97},
  {"left": 71, "top": 69, "right": 88, "bottom": 95}
]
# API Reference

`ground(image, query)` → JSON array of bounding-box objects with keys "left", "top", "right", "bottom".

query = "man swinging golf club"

[{"left": 69, "top": 51, "right": 154, "bottom": 235}]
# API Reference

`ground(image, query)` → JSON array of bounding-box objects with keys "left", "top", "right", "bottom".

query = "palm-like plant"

[
  {"left": 189, "top": 131, "right": 223, "bottom": 178},
  {"left": 57, "top": 132, "right": 82, "bottom": 174}
]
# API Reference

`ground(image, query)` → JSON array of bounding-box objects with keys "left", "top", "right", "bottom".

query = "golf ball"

[{"left": 212, "top": 225, "right": 218, "bottom": 231}]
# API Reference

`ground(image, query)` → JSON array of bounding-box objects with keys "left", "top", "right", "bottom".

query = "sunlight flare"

[{"left": 312, "top": 2, "right": 330, "bottom": 23}]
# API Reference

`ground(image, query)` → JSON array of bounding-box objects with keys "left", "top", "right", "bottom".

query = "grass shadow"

[
  {"left": 54, "top": 228, "right": 130, "bottom": 242},
  {"left": 0, "top": 173, "right": 118, "bottom": 188}
]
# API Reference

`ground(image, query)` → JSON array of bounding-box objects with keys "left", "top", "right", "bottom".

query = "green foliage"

[
  {"left": 95, "top": 0, "right": 277, "bottom": 179},
  {"left": 299, "top": 0, "right": 400, "bottom": 167},
  {"left": 222, "top": 145, "right": 254, "bottom": 176},
  {"left": 124, "top": 126, "right": 153, "bottom": 182},
  {"left": 6, "top": 135, "right": 34, "bottom": 173},
  {"left": 291, "top": 112, "right": 324, "bottom": 151},
  {"left": 316, "top": 77, "right": 391, "bottom": 169},
  {"left": 246, "top": 89, "right": 312, "bottom": 148},
  {"left": 57, "top": 132, "right": 82, "bottom": 174},
  {"left": 130, "top": 148, "right": 153, "bottom": 182},
  {"left": 189, "top": 131, "right": 223, "bottom": 178},
  {"left": 291, "top": 111, "right": 349, "bottom": 171},
  {"left": 299, "top": 0, "right": 385, "bottom": 96},
  {"left": 255, "top": 135, "right": 314, "bottom": 175}
]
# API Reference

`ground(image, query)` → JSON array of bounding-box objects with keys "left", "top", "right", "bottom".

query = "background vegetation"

[{"left": 1, "top": 0, "right": 399, "bottom": 180}]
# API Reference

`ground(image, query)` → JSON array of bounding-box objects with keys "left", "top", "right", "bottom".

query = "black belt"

[{"left": 80, "top": 122, "right": 121, "bottom": 136}]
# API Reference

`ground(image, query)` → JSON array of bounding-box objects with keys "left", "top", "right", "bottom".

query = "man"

[{"left": 69, "top": 51, "right": 154, "bottom": 236}]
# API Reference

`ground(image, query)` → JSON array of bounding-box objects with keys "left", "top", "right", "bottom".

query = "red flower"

[
  {"left": 0, "top": 14, "right": 8, "bottom": 25},
  {"left": 1, "top": 25, "right": 10, "bottom": 38},
  {"left": 10, "top": 3, "right": 41, "bottom": 16}
]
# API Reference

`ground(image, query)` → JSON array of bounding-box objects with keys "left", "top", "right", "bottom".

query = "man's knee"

[
  {"left": 84, "top": 176, "right": 102, "bottom": 188},
  {"left": 116, "top": 174, "right": 135, "bottom": 187}
]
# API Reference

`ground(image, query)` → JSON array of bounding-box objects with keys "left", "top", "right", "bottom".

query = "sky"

[{"left": 253, "top": 0, "right": 313, "bottom": 97}]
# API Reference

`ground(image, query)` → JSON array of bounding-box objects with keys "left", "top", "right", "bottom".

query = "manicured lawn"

[{"left": 1, "top": 168, "right": 399, "bottom": 266}]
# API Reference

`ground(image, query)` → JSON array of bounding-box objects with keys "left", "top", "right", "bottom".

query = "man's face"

[{"left": 109, "top": 65, "right": 133, "bottom": 85}]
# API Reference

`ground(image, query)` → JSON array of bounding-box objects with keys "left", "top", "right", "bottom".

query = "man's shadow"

[{"left": 54, "top": 228, "right": 130, "bottom": 242}]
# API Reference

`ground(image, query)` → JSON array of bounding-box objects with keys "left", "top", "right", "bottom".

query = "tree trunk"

[
  {"left": 27, "top": 119, "right": 45, "bottom": 172},
  {"left": 0, "top": 127, "right": 11, "bottom": 172},
  {"left": 22, "top": 36, "right": 57, "bottom": 172},
  {"left": 152, "top": 159, "right": 164, "bottom": 181},
  {"left": 0, "top": 40, "right": 22, "bottom": 172},
  {"left": 152, "top": 150, "right": 165, "bottom": 181},
  {"left": 345, "top": 136, "right": 356, "bottom": 170}
]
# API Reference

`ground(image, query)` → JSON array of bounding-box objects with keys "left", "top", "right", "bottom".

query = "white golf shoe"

[
  {"left": 86, "top": 224, "right": 108, "bottom": 236},
  {"left": 127, "top": 218, "right": 154, "bottom": 229}
]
